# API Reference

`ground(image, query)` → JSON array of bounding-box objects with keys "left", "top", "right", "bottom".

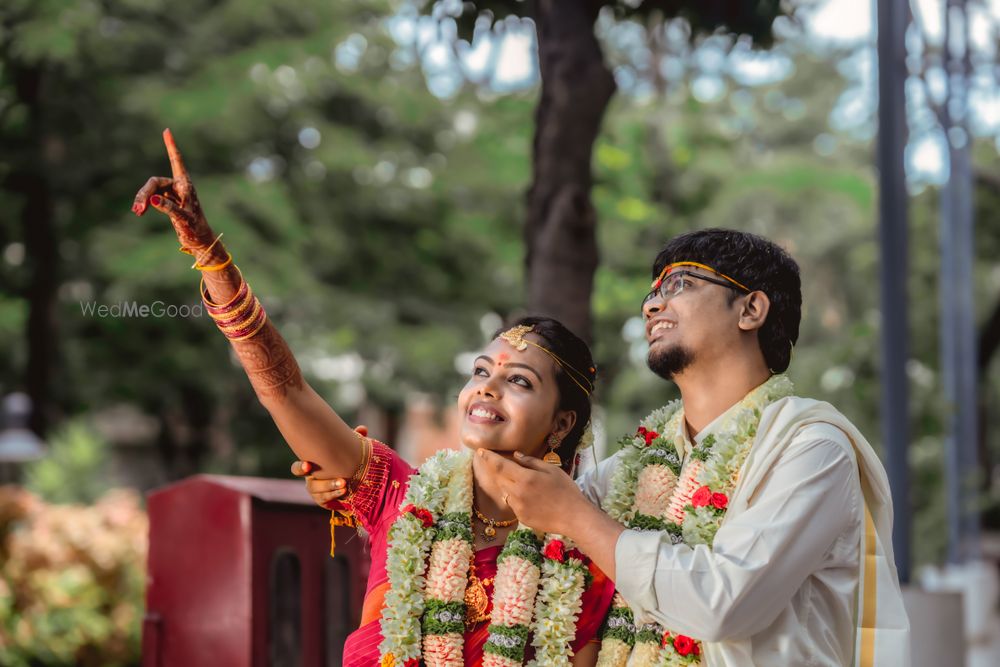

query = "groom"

[{"left": 480, "top": 228, "right": 910, "bottom": 665}]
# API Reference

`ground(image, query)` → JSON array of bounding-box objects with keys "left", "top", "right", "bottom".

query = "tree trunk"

[
  {"left": 979, "top": 294, "right": 1000, "bottom": 371},
  {"left": 977, "top": 293, "right": 1000, "bottom": 492},
  {"left": 10, "top": 65, "right": 58, "bottom": 437},
  {"left": 524, "top": 0, "right": 615, "bottom": 343}
]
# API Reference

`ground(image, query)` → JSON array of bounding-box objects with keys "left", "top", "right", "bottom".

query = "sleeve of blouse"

[{"left": 331, "top": 438, "right": 416, "bottom": 533}]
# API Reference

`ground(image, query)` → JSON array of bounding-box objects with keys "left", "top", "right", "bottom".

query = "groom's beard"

[{"left": 647, "top": 343, "right": 695, "bottom": 380}]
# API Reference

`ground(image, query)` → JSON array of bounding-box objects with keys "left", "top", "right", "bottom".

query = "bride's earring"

[{"left": 543, "top": 434, "right": 562, "bottom": 465}]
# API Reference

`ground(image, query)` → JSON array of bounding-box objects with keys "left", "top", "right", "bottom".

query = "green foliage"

[
  {"left": 0, "top": 487, "right": 147, "bottom": 667},
  {"left": 600, "top": 606, "right": 636, "bottom": 645},
  {"left": 24, "top": 420, "right": 112, "bottom": 505},
  {"left": 2, "top": 0, "right": 530, "bottom": 479},
  {"left": 421, "top": 599, "right": 465, "bottom": 635},
  {"left": 440, "top": 0, "right": 787, "bottom": 46}
]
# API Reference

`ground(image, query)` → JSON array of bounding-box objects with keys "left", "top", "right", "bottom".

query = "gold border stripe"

[
  {"left": 859, "top": 503, "right": 878, "bottom": 667},
  {"left": 652, "top": 261, "right": 753, "bottom": 292}
]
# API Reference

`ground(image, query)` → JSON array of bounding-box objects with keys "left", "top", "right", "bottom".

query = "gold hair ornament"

[{"left": 496, "top": 325, "right": 594, "bottom": 396}]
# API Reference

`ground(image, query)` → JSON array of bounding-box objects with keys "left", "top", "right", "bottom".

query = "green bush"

[
  {"left": 24, "top": 420, "right": 111, "bottom": 505},
  {"left": 0, "top": 487, "right": 146, "bottom": 667}
]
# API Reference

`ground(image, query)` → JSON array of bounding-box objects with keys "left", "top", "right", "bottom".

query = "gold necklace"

[
  {"left": 472, "top": 503, "right": 517, "bottom": 542},
  {"left": 464, "top": 562, "right": 494, "bottom": 627}
]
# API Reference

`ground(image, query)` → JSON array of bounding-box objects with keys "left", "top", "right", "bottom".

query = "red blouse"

[{"left": 334, "top": 440, "right": 614, "bottom": 666}]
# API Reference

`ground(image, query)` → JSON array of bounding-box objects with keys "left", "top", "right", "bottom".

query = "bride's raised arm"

[{"left": 133, "top": 129, "right": 362, "bottom": 477}]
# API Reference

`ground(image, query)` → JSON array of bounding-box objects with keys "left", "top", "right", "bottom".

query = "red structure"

[{"left": 143, "top": 475, "right": 368, "bottom": 667}]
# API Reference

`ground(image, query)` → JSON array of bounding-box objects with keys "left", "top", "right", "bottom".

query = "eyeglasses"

[{"left": 642, "top": 270, "right": 751, "bottom": 305}]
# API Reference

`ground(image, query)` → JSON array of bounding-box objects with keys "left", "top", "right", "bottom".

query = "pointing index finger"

[{"left": 162, "top": 128, "right": 190, "bottom": 182}]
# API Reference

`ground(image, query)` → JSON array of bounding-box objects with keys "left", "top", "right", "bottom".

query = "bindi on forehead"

[{"left": 497, "top": 352, "right": 510, "bottom": 365}]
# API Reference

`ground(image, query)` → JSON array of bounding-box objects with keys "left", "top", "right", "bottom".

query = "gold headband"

[
  {"left": 651, "top": 261, "right": 752, "bottom": 293},
  {"left": 497, "top": 325, "right": 594, "bottom": 397}
]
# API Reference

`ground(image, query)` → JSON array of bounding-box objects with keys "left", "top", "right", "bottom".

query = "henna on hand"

[
  {"left": 133, "top": 129, "right": 300, "bottom": 399},
  {"left": 133, "top": 129, "right": 365, "bottom": 476},
  {"left": 231, "top": 323, "right": 305, "bottom": 401},
  {"left": 134, "top": 130, "right": 214, "bottom": 249}
]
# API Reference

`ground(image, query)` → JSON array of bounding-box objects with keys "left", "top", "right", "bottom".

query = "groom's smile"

[{"left": 647, "top": 318, "right": 678, "bottom": 342}]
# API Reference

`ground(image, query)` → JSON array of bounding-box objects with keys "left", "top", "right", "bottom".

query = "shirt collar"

[{"left": 673, "top": 397, "right": 744, "bottom": 458}]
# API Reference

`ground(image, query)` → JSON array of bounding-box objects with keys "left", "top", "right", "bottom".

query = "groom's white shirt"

[{"left": 576, "top": 397, "right": 908, "bottom": 666}]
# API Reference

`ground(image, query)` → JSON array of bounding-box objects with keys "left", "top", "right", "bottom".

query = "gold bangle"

[
  {"left": 228, "top": 310, "right": 268, "bottom": 341},
  {"left": 200, "top": 266, "right": 246, "bottom": 309},
  {"left": 196, "top": 252, "right": 234, "bottom": 272},
  {"left": 208, "top": 288, "right": 257, "bottom": 323},
  {"left": 182, "top": 232, "right": 224, "bottom": 266},
  {"left": 215, "top": 300, "right": 262, "bottom": 333}
]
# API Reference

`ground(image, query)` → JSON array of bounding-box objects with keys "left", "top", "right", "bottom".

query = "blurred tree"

[
  {"left": 418, "top": 0, "right": 791, "bottom": 340},
  {"left": 0, "top": 0, "right": 531, "bottom": 479}
]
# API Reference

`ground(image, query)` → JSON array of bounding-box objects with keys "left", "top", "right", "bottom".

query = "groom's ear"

[{"left": 737, "top": 291, "right": 770, "bottom": 332}]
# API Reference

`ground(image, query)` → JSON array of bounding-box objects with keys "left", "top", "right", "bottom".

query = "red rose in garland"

[
  {"left": 710, "top": 492, "right": 729, "bottom": 510},
  {"left": 691, "top": 485, "right": 713, "bottom": 508},
  {"left": 673, "top": 634, "right": 696, "bottom": 656},
  {"left": 543, "top": 539, "right": 566, "bottom": 562},
  {"left": 400, "top": 504, "right": 434, "bottom": 528}
]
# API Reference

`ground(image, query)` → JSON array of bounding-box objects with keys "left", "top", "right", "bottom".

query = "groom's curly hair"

[{"left": 651, "top": 228, "right": 802, "bottom": 373}]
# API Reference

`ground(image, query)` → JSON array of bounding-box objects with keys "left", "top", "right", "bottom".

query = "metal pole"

[
  {"left": 940, "top": 0, "right": 979, "bottom": 563},
  {"left": 940, "top": 0, "right": 962, "bottom": 565},
  {"left": 876, "top": 0, "right": 911, "bottom": 583}
]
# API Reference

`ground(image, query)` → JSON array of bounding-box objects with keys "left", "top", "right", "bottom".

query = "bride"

[{"left": 133, "top": 130, "right": 613, "bottom": 666}]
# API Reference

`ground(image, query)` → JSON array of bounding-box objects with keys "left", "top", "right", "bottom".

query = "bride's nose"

[{"left": 477, "top": 376, "right": 502, "bottom": 399}]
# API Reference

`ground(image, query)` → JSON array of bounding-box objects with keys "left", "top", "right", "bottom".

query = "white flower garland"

[
  {"left": 528, "top": 535, "right": 590, "bottom": 666},
  {"left": 380, "top": 450, "right": 459, "bottom": 665},
  {"left": 379, "top": 450, "right": 591, "bottom": 667},
  {"left": 595, "top": 375, "right": 794, "bottom": 666}
]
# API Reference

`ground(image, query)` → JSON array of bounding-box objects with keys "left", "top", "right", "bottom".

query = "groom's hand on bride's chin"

[{"left": 476, "top": 449, "right": 582, "bottom": 535}]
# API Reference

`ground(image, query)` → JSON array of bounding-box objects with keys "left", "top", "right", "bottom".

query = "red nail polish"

[
  {"left": 301, "top": 461, "right": 312, "bottom": 474},
  {"left": 150, "top": 195, "right": 161, "bottom": 206}
]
